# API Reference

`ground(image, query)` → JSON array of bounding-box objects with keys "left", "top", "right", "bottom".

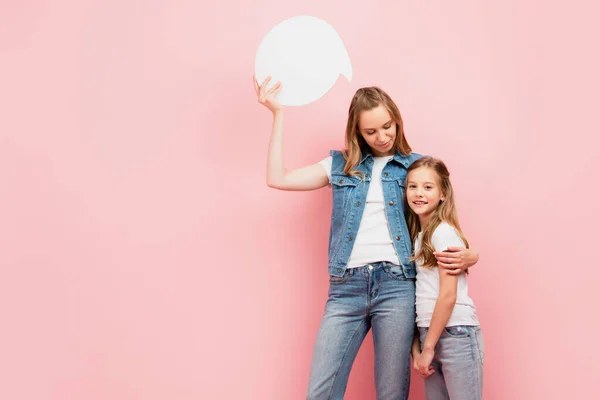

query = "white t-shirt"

[
  {"left": 414, "top": 222, "right": 479, "bottom": 327},
  {"left": 319, "top": 156, "right": 401, "bottom": 268}
]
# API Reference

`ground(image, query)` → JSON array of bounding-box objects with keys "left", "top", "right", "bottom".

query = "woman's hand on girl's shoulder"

[{"left": 254, "top": 75, "right": 282, "bottom": 114}]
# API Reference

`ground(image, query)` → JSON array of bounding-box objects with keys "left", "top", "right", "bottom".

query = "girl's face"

[
  {"left": 406, "top": 167, "right": 445, "bottom": 226},
  {"left": 358, "top": 105, "right": 396, "bottom": 157}
]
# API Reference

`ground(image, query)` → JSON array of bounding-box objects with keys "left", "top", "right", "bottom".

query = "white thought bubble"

[{"left": 254, "top": 16, "right": 353, "bottom": 107}]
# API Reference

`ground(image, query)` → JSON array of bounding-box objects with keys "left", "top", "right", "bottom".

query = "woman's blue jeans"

[{"left": 306, "top": 262, "right": 416, "bottom": 400}]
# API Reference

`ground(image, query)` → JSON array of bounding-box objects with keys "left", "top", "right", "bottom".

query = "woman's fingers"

[
  {"left": 266, "top": 81, "right": 281, "bottom": 96},
  {"left": 435, "top": 255, "right": 458, "bottom": 264},
  {"left": 259, "top": 76, "right": 271, "bottom": 98}
]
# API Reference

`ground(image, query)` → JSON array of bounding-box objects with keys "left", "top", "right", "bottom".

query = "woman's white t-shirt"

[{"left": 319, "top": 156, "right": 401, "bottom": 268}]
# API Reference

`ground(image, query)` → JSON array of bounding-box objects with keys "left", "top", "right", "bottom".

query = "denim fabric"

[
  {"left": 418, "top": 325, "right": 485, "bottom": 400},
  {"left": 307, "top": 262, "right": 416, "bottom": 400},
  {"left": 327, "top": 150, "right": 423, "bottom": 277}
]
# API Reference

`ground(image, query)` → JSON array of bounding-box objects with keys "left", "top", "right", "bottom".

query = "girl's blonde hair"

[
  {"left": 343, "top": 87, "right": 412, "bottom": 176},
  {"left": 406, "top": 157, "right": 469, "bottom": 269}
]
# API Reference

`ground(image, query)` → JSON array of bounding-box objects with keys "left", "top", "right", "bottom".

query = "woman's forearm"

[{"left": 266, "top": 111, "right": 286, "bottom": 187}]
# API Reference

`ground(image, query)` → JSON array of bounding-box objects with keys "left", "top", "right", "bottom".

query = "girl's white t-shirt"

[
  {"left": 319, "top": 156, "right": 400, "bottom": 268},
  {"left": 414, "top": 222, "right": 480, "bottom": 327}
]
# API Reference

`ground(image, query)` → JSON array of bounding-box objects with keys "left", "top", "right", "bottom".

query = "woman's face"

[{"left": 358, "top": 105, "right": 397, "bottom": 157}]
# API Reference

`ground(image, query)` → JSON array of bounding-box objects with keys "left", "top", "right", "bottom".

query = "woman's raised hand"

[{"left": 254, "top": 76, "right": 283, "bottom": 114}]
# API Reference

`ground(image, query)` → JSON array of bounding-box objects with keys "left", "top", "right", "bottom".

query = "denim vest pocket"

[
  {"left": 331, "top": 175, "right": 360, "bottom": 211},
  {"left": 331, "top": 175, "right": 360, "bottom": 187}
]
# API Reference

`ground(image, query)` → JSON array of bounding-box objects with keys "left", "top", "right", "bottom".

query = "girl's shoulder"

[
  {"left": 433, "top": 221, "right": 458, "bottom": 236},
  {"left": 431, "top": 222, "right": 465, "bottom": 249}
]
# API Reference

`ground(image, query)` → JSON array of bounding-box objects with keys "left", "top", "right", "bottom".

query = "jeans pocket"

[
  {"left": 329, "top": 272, "right": 349, "bottom": 285},
  {"left": 386, "top": 265, "right": 412, "bottom": 281},
  {"left": 443, "top": 325, "right": 471, "bottom": 338}
]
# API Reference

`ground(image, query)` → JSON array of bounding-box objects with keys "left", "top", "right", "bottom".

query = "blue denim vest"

[{"left": 327, "top": 149, "right": 423, "bottom": 277}]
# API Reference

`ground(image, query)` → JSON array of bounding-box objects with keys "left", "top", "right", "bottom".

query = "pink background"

[{"left": 1, "top": 1, "right": 598, "bottom": 399}]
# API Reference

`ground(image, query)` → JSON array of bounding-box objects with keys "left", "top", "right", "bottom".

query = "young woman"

[{"left": 254, "top": 77, "right": 479, "bottom": 400}]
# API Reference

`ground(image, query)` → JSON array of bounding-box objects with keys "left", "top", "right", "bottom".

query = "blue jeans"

[
  {"left": 306, "top": 262, "right": 416, "bottom": 400},
  {"left": 418, "top": 325, "right": 485, "bottom": 400}
]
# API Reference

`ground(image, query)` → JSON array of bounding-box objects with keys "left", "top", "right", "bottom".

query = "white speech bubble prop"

[{"left": 254, "top": 16, "right": 353, "bottom": 106}]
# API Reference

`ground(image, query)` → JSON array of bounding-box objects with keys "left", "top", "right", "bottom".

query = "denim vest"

[{"left": 327, "top": 149, "right": 423, "bottom": 277}]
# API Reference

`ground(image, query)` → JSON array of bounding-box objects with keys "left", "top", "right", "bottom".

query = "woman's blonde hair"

[
  {"left": 405, "top": 157, "right": 469, "bottom": 269},
  {"left": 343, "top": 87, "right": 412, "bottom": 176}
]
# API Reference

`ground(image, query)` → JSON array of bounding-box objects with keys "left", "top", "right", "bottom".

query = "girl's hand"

[
  {"left": 253, "top": 76, "right": 282, "bottom": 114},
  {"left": 434, "top": 247, "right": 479, "bottom": 276},
  {"left": 414, "top": 349, "right": 435, "bottom": 378}
]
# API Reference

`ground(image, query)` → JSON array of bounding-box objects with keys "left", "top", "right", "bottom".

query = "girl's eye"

[
  {"left": 408, "top": 185, "right": 416, "bottom": 189},
  {"left": 384, "top": 124, "right": 391, "bottom": 129},
  {"left": 425, "top": 185, "right": 432, "bottom": 190}
]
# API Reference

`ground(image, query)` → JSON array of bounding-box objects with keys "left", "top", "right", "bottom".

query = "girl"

[
  {"left": 253, "top": 77, "right": 479, "bottom": 400},
  {"left": 407, "top": 157, "right": 484, "bottom": 400}
]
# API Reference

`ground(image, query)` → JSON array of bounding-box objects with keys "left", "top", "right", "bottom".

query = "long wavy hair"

[
  {"left": 343, "top": 87, "right": 412, "bottom": 176},
  {"left": 405, "top": 157, "right": 469, "bottom": 269}
]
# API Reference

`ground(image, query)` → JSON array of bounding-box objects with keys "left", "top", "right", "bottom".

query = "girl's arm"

[
  {"left": 422, "top": 268, "right": 458, "bottom": 353},
  {"left": 255, "top": 76, "right": 329, "bottom": 191},
  {"left": 415, "top": 267, "right": 458, "bottom": 375},
  {"left": 425, "top": 224, "right": 465, "bottom": 349},
  {"left": 415, "top": 224, "right": 464, "bottom": 375}
]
